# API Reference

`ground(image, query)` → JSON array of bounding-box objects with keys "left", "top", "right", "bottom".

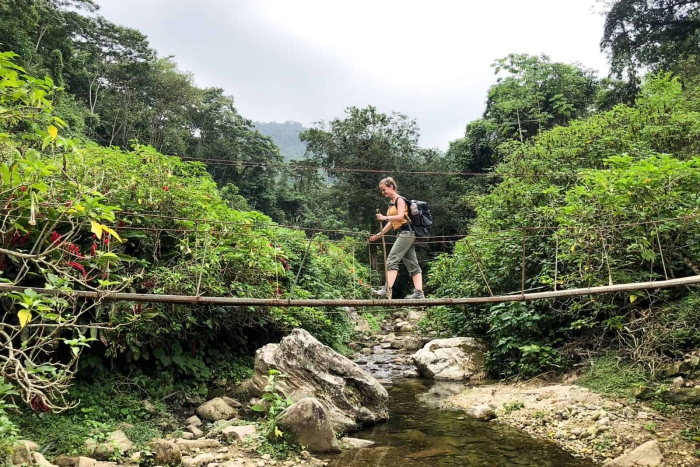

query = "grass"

[
  {"left": 502, "top": 400, "right": 525, "bottom": 414},
  {"left": 577, "top": 354, "right": 649, "bottom": 399},
  {"left": 11, "top": 378, "right": 178, "bottom": 458}
]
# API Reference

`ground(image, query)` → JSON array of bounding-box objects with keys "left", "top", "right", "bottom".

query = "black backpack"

[{"left": 400, "top": 197, "right": 433, "bottom": 237}]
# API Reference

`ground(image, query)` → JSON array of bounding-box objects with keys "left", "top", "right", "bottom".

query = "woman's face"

[{"left": 379, "top": 183, "right": 394, "bottom": 198}]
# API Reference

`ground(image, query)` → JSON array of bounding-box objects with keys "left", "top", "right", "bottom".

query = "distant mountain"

[{"left": 254, "top": 121, "right": 308, "bottom": 161}]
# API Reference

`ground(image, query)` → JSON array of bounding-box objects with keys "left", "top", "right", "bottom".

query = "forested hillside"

[{"left": 254, "top": 121, "right": 307, "bottom": 161}]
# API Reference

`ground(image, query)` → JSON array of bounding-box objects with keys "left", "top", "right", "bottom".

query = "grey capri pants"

[{"left": 387, "top": 231, "right": 421, "bottom": 276}]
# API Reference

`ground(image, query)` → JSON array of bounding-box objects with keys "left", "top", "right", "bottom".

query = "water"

[{"left": 326, "top": 343, "right": 595, "bottom": 466}]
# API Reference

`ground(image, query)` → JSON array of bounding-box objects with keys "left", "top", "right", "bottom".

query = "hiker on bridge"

[{"left": 369, "top": 177, "right": 425, "bottom": 299}]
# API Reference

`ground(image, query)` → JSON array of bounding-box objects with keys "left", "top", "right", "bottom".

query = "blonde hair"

[{"left": 379, "top": 177, "right": 397, "bottom": 191}]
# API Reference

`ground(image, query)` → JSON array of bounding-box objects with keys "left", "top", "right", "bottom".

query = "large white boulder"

[
  {"left": 249, "top": 328, "right": 389, "bottom": 433},
  {"left": 411, "top": 338, "right": 486, "bottom": 381}
]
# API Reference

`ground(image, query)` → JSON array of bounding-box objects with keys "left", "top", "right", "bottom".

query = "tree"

[
  {"left": 485, "top": 54, "right": 599, "bottom": 142},
  {"left": 601, "top": 0, "right": 700, "bottom": 77},
  {"left": 301, "top": 106, "right": 421, "bottom": 231},
  {"left": 188, "top": 87, "right": 285, "bottom": 219},
  {"left": 446, "top": 119, "right": 498, "bottom": 173}
]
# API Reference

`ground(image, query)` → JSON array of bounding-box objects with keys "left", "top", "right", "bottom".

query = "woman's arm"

[{"left": 370, "top": 221, "right": 392, "bottom": 242}]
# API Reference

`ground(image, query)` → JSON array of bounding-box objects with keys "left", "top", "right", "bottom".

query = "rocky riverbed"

[
  {"left": 446, "top": 379, "right": 700, "bottom": 466},
  {"left": 346, "top": 308, "right": 700, "bottom": 466}
]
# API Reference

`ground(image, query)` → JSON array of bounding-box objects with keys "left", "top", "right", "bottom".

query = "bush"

[
  {"left": 429, "top": 73, "right": 700, "bottom": 377},
  {"left": 0, "top": 51, "right": 368, "bottom": 412}
]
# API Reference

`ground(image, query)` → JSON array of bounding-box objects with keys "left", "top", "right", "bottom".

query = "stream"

[{"left": 326, "top": 341, "right": 596, "bottom": 467}]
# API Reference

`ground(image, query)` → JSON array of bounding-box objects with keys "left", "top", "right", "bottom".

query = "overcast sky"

[{"left": 96, "top": 0, "right": 609, "bottom": 150}]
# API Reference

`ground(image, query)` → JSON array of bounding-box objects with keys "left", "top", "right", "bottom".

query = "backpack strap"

[{"left": 397, "top": 196, "right": 416, "bottom": 234}]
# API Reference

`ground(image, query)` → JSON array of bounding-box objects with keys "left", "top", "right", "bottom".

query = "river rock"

[
  {"left": 342, "top": 437, "right": 375, "bottom": 448},
  {"left": 33, "top": 452, "right": 58, "bottom": 467},
  {"left": 411, "top": 338, "right": 487, "bottom": 381},
  {"left": 407, "top": 310, "right": 423, "bottom": 322},
  {"left": 186, "top": 415, "right": 202, "bottom": 427},
  {"left": 604, "top": 440, "right": 663, "bottom": 466},
  {"left": 391, "top": 335, "right": 424, "bottom": 351},
  {"left": 84, "top": 430, "right": 133, "bottom": 461},
  {"left": 355, "top": 318, "right": 372, "bottom": 334},
  {"left": 658, "top": 361, "right": 692, "bottom": 378},
  {"left": 468, "top": 404, "right": 496, "bottom": 421},
  {"left": 16, "top": 440, "right": 39, "bottom": 452},
  {"left": 664, "top": 387, "right": 700, "bottom": 404},
  {"left": 55, "top": 457, "right": 97, "bottom": 467},
  {"left": 11, "top": 442, "right": 33, "bottom": 466},
  {"left": 175, "top": 439, "right": 221, "bottom": 452},
  {"left": 151, "top": 439, "right": 181, "bottom": 466},
  {"left": 222, "top": 425, "right": 256, "bottom": 442},
  {"left": 183, "top": 453, "right": 214, "bottom": 467},
  {"left": 249, "top": 328, "right": 389, "bottom": 432},
  {"left": 275, "top": 398, "right": 341, "bottom": 453},
  {"left": 196, "top": 398, "right": 238, "bottom": 421},
  {"left": 187, "top": 425, "right": 204, "bottom": 438}
]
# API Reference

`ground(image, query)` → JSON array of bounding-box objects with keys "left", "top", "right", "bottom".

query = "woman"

[{"left": 369, "top": 177, "right": 425, "bottom": 299}]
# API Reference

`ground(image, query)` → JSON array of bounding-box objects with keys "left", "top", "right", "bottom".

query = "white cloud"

[{"left": 96, "top": 0, "right": 608, "bottom": 149}]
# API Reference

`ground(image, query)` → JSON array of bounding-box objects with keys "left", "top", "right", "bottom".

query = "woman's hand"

[
  {"left": 376, "top": 213, "right": 386, "bottom": 221},
  {"left": 369, "top": 235, "right": 379, "bottom": 242}
]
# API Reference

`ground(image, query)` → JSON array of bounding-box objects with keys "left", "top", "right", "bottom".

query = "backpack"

[{"left": 400, "top": 196, "right": 432, "bottom": 237}]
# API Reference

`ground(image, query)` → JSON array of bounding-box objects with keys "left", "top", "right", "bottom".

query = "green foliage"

[
  {"left": 487, "top": 54, "right": 599, "bottom": 142},
  {"left": 0, "top": 383, "right": 20, "bottom": 460},
  {"left": 0, "top": 52, "right": 369, "bottom": 411},
  {"left": 601, "top": 0, "right": 700, "bottom": 78},
  {"left": 251, "top": 370, "right": 294, "bottom": 440},
  {"left": 502, "top": 400, "right": 524, "bottom": 414},
  {"left": 12, "top": 378, "right": 175, "bottom": 457},
  {"left": 577, "top": 355, "right": 648, "bottom": 399},
  {"left": 430, "top": 73, "right": 700, "bottom": 376},
  {"left": 301, "top": 106, "right": 421, "bottom": 231}
]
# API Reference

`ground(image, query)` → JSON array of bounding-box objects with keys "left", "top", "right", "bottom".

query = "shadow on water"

[{"left": 327, "top": 378, "right": 595, "bottom": 467}]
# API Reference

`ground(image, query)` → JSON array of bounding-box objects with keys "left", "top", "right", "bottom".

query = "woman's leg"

[
  {"left": 387, "top": 269, "right": 399, "bottom": 289},
  {"left": 385, "top": 233, "right": 415, "bottom": 288},
  {"left": 403, "top": 242, "right": 423, "bottom": 291}
]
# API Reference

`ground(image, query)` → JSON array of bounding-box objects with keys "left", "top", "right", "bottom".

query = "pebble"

[{"left": 596, "top": 417, "right": 610, "bottom": 426}]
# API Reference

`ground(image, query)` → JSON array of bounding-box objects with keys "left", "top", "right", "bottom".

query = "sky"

[{"left": 96, "top": 0, "right": 609, "bottom": 150}]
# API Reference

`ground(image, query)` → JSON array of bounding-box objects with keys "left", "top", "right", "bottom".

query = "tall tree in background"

[
  {"left": 601, "top": 0, "right": 700, "bottom": 78},
  {"left": 448, "top": 54, "right": 599, "bottom": 176},
  {"left": 189, "top": 87, "right": 285, "bottom": 219},
  {"left": 485, "top": 54, "right": 599, "bottom": 143},
  {"left": 301, "top": 106, "right": 421, "bottom": 231}
]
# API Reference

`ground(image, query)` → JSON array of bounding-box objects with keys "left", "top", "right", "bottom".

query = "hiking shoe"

[
  {"left": 407, "top": 290, "right": 425, "bottom": 300},
  {"left": 372, "top": 286, "right": 388, "bottom": 297}
]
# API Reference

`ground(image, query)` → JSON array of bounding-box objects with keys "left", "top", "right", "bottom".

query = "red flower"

[
  {"left": 31, "top": 395, "right": 50, "bottom": 413},
  {"left": 50, "top": 231, "right": 61, "bottom": 244},
  {"left": 68, "top": 261, "right": 87, "bottom": 278},
  {"left": 20, "top": 186, "right": 27, "bottom": 192},
  {"left": 90, "top": 243, "right": 97, "bottom": 256},
  {"left": 162, "top": 186, "right": 169, "bottom": 191},
  {"left": 104, "top": 237, "right": 109, "bottom": 245}
]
